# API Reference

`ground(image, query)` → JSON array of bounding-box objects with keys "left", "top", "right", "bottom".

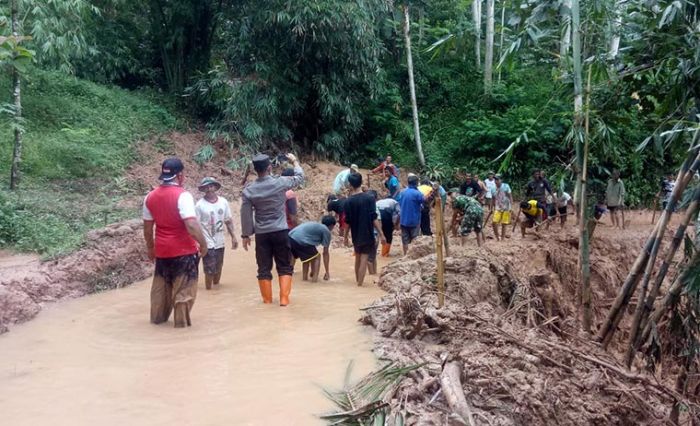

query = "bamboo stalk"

[
  {"left": 598, "top": 147, "right": 700, "bottom": 348},
  {"left": 580, "top": 65, "right": 593, "bottom": 333},
  {"left": 639, "top": 250, "right": 700, "bottom": 346},
  {"left": 627, "top": 189, "right": 700, "bottom": 364},
  {"left": 624, "top": 152, "right": 700, "bottom": 366},
  {"left": 434, "top": 195, "right": 446, "bottom": 308}
]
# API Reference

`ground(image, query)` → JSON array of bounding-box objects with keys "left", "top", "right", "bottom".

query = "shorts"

[
  {"left": 368, "top": 239, "right": 378, "bottom": 263},
  {"left": 202, "top": 247, "right": 225, "bottom": 275},
  {"left": 492, "top": 210, "right": 511, "bottom": 225},
  {"left": 401, "top": 225, "right": 420, "bottom": 245},
  {"left": 354, "top": 242, "right": 375, "bottom": 255},
  {"left": 523, "top": 215, "right": 538, "bottom": 228},
  {"left": 290, "top": 238, "right": 319, "bottom": 263},
  {"left": 558, "top": 206, "right": 567, "bottom": 215},
  {"left": 460, "top": 209, "right": 483, "bottom": 235},
  {"left": 547, "top": 204, "right": 556, "bottom": 217},
  {"left": 607, "top": 205, "right": 619, "bottom": 212}
]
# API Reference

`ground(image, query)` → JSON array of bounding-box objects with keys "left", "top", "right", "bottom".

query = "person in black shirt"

[
  {"left": 344, "top": 173, "right": 386, "bottom": 286},
  {"left": 525, "top": 169, "right": 554, "bottom": 208},
  {"left": 459, "top": 173, "right": 483, "bottom": 198}
]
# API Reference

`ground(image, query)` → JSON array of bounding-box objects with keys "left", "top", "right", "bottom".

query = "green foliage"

[
  {"left": 0, "top": 69, "right": 177, "bottom": 181},
  {"left": 0, "top": 181, "right": 136, "bottom": 258},
  {"left": 0, "top": 70, "right": 178, "bottom": 255},
  {"left": 0, "top": 0, "right": 98, "bottom": 73},
  {"left": 189, "top": 0, "right": 389, "bottom": 159},
  {"left": 193, "top": 144, "right": 216, "bottom": 165}
]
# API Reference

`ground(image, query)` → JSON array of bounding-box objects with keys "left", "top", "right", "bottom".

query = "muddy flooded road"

[{"left": 0, "top": 244, "right": 385, "bottom": 425}]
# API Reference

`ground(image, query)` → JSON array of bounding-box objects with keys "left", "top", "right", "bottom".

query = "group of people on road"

[{"left": 142, "top": 151, "right": 670, "bottom": 329}]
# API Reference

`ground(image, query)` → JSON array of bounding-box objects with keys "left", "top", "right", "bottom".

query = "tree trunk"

[
  {"left": 608, "top": 0, "right": 624, "bottom": 60},
  {"left": 484, "top": 0, "right": 495, "bottom": 93},
  {"left": 579, "top": 65, "right": 593, "bottom": 333},
  {"left": 497, "top": 0, "right": 506, "bottom": 82},
  {"left": 559, "top": 0, "right": 572, "bottom": 67},
  {"left": 571, "top": 0, "right": 583, "bottom": 117},
  {"left": 472, "top": 0, "right": 482, "bottom": 70},
  {"left": 9, "top": 0, "right": 22, "bottom": 190},
  {"left": 403, "top": 5, "right": 426, "bottom": 168}
]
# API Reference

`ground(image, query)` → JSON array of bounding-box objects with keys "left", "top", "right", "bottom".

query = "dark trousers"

[
  {"left": 420, "top": 208, "right": 432, "bottom": 236},
  {"left": 380, "top": 209, "right": 394, "bottom": 245},
  {"left": 255, "top": 230, "right": 293, "bottom": 280}
]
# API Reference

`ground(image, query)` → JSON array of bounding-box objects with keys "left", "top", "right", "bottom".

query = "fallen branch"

[{"left": 439, "top": 361, "right": 475, "bottom": 426}]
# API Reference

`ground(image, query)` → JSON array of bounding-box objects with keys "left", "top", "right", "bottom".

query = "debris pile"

[{"left": 358, "top": 235, "right": 692, "bottom": 424}]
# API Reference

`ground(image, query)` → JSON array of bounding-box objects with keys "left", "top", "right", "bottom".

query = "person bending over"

[{"left": 288, "top": 216, "right": 336, "bottom": 282}]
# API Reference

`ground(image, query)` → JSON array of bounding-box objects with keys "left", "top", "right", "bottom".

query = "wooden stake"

[{"left": 434, "top": 195, "right": 446, "bottom": 308}]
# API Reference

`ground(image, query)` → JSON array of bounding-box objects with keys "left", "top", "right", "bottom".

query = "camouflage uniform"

[{"left": 456, "top": 195, "right": 483, "bottom": 235}]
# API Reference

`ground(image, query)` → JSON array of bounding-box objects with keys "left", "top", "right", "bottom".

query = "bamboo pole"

[
  {"left": 435, "top": 196, "right": 446, "bottom": 303},
  {"left": 434, "top": 195, "right": 446, "bottom": 308}
]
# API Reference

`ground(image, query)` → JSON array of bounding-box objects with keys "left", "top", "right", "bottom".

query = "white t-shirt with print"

[
  {"left": 195, "top": 196, "right": 232, "bottom": 249},
  {"left": 557, "top": 192, "right": 572, "bottom": 208}
]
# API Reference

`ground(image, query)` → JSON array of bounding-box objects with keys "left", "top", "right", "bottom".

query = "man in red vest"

[{"left": 143, "top": 158, "right": 208, "bottom": 328}]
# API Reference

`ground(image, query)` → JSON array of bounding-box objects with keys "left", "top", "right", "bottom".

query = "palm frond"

[{"left": 321, "top": 362, "right": 422, "bottom": 425}]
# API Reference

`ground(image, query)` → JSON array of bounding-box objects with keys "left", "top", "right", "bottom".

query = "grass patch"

[{"left": 0, "top": 69, "right": 181, "bottom": 256}]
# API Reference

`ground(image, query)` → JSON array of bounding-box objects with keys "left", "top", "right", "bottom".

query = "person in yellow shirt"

[{"left": 515, "top": 199, "right": 543, "bottom": 238}]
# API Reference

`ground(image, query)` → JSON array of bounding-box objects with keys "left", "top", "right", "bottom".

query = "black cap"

[
  {"left": 252, "top": 154, "right": 270, "bottom": 172},
  {"left": 159, "top": 157, "right": 184, "bottom": 181}
]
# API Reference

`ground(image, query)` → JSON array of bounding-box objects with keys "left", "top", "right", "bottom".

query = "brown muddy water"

[{"left": 0, "top": 245, "right": 386, "bottom": 425}]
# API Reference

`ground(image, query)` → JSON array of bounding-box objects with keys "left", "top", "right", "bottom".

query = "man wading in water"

[
  {"left": 195, "top": 177, "right": 238, "bottom": 290},
  {"left": 143, "top": 157, "right": 208, "bottom": 328},
  {"left": 241, "top": 153, "right": 304, "bottom": 306}
]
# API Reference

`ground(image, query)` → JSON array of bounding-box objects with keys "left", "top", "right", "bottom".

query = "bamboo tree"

[
  {"left": 403, "top": 4, "right": 426, "bottom": 168},
  {"left": 9, "top": 0, "right": 22, "bottom": 190},
  {"left": 497, "top": 0, "right": 506, "bottom": 82},
  {"left": 484, "top": 0, "right": 495, "bottom": 93},
  {"left": 579, "top": 64, "right": 593, "bottom": 332},
  {"left": 625, "top": 166, "right": 700, "bottom": 366},
  {"left": 559, "top": 0, "right": 572, "bottom": 68},
  {"left": 597, "top": 147, "right": 700, "bottom": 348},
  {"left": 608, "top": 0, "right": 624, "bottom": 60},
  {"left": 472, "top": 0, "right": 482, "bottom": 70},
  {"left": 570, "top": 0, "right": 590, "bottom": 330}
]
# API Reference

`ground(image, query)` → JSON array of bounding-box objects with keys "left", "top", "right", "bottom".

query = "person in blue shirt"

[
  {"left": 384, "top": 168, "right": 400, "bottom": 199},
  {"left": 398, "top": 174, "right": 424, "bottom": 254}
]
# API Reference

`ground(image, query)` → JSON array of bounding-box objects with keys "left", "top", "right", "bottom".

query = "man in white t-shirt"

[
  {"left": 196, "top": 177, "right": 238, "bottom": 290},
  {"left": 484, "top": 171, "right": 497, "bottom": 212},
  {"left": 555, "top": 191, "right": 573, "bottom": 229}
]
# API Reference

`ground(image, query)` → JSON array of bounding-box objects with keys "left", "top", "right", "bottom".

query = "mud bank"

[
  {"left": 359, "top": 228, "right": 695, "bottom": 425},
  {"left": 0, "top": 220, "right": 152, "bottom": 333}
]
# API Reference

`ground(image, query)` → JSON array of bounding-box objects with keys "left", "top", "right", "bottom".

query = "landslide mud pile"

[{"left": 360, "top": 235, "right": 686, "bottom": 425}]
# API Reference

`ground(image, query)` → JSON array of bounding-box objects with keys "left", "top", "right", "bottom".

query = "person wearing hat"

[
  {"left": 143, "top": 157, "right": 208, "bottom": 328},
  {"left": 332, "top": 164, "right": 360, "bottom": 196},
  {"left": 195, "top": 177, "right": 238, "bottom": 290},
  {"left": 241, "top": 153, "right": 304, "bottom": 306}
]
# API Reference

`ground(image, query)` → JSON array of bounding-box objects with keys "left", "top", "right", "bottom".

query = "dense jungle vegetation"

[{"left": 0, "top": 0, "right": 699, "bottom": 254}]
